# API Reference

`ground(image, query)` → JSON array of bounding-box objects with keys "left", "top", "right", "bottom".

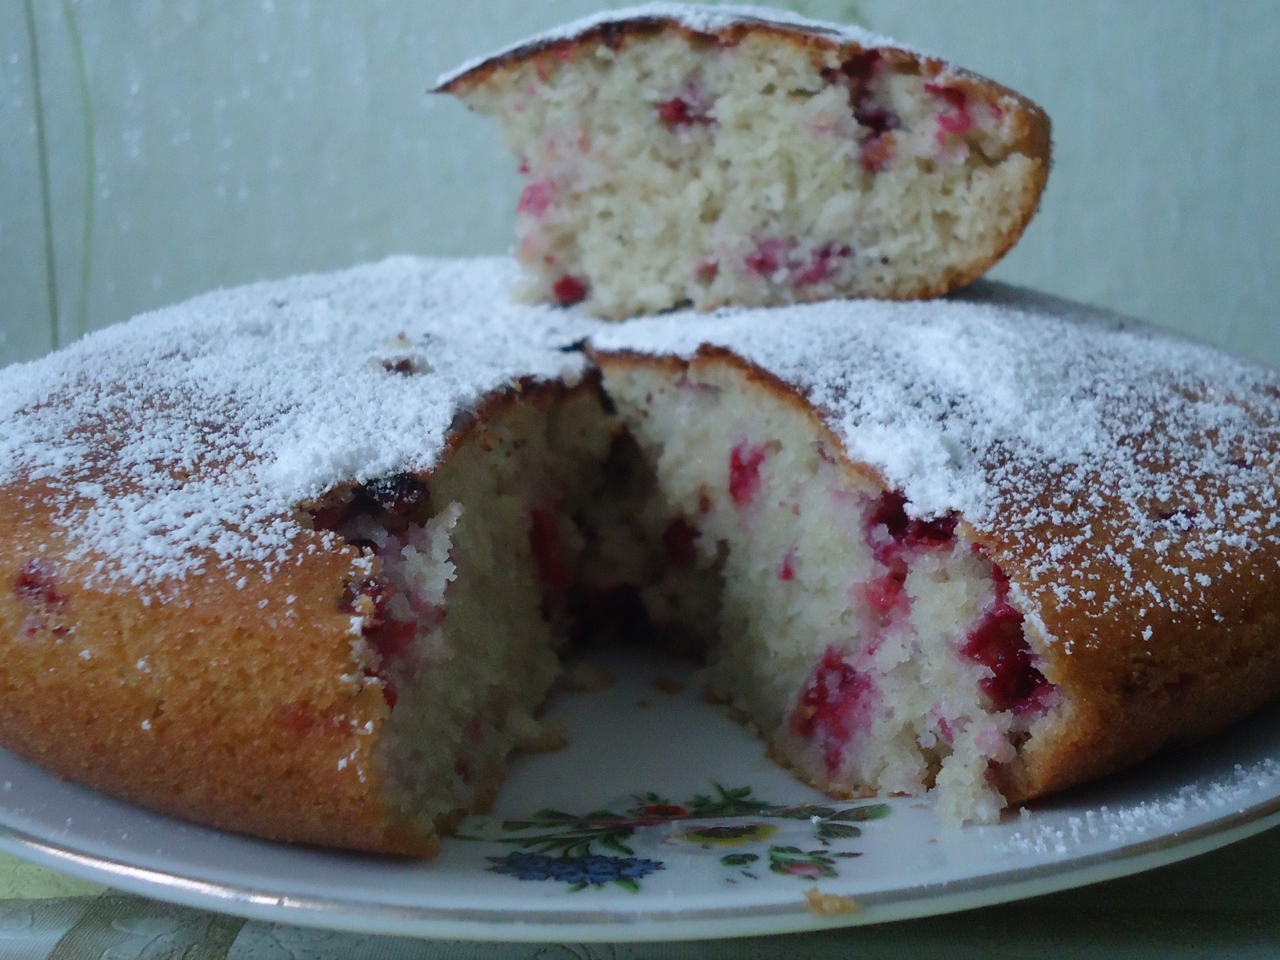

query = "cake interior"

[
  {"left": 305, "top": 360, "right": 1061, "bottom": 834},
  {"left": 458, "top": 31, "right": 1040, "bottom": 317}
]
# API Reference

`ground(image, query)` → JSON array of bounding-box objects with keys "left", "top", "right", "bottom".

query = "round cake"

[
  {"left": 437, "top": 3, "right": 1051, "bottom": 318},
  {"left": 2, "top": 256, "right": 1279, "bottom": 854}
]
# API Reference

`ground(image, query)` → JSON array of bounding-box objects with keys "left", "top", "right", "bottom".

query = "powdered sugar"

[
  {"left": 590, "top": 282, "right": 1280, "bottom": 620},
  {"left": 996, "top": 758, "right": 1280, "bottom": 857},
  {"left": 435, "top": 2, "right": 916, "bottom": 91},
  {"left": 5, "top": 257, "right": 1280, "bottom": 627},
  {"left": 0, "top": 257, "right": 592, "bottom": 589}
]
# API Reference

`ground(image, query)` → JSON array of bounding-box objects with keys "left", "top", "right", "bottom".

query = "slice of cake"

[
  {"left": 0, "top": 258, "right": 608, "bottom": 855},
  {"left": 3, "top": 258, "right": 1279, "bottom": 854},
  {"left": 437, "top": 3, "right": 1051, "bottom": 318},
  {"left": 588, "top": 294, "right": 1280, "bottom": 822}
]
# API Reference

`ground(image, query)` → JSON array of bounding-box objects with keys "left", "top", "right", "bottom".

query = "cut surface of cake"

[
  {"left": 2, "top": 257, "right": 1279, "bottom": 854},
  {"left": 437, "top": 4, "right": 1051, "bottom": 318}
]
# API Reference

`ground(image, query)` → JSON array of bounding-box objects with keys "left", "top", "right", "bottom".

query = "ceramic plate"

[{"left": 2, "top": 647, "right": 1279, "bottom": 942}]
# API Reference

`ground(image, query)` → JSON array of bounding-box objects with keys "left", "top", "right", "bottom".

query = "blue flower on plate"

[{"left": 486, "top": 851, "right": 664, "bottom": 891}]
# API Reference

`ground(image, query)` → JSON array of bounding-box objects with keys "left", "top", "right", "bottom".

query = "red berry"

[
  {"left": 529, "top": 507, "right": 575, "bottom": 589},
  {"left": 552, "top": 275, "right": 588, "bottom": 307},
  {"left": 517, "top": 179, "right": 555, "bottom": 218},
  {"left": 862, "top": 570, "right": 906, "bottom": 615},
  {"left": 960, "top": 567, "right": 1050, "bottom": 714},
  {"left": 728, "top": 442, "right": 769, "bottom": 507},
  {"left": 777, "top": 550, "right": 797, "bottom": 582},
  {"left": 793, "top": 244, "right": 851, "bottom": 287},
  {"left": 790, "top": 646, "right": 873, "bottom": 776},
  {"left": 925, "top": 82, "right": 973, "bottom": 137},
  {"left": 866, "top": 490, "right": 956, "bottom": 551},
  {"left": 369, "top": 616, "right": 418, "bottom": 664},
  {"left": 657, "top": 97, "right": 692, "bottom": 126},
  {"left": 744, "top": 238, "right": 790, "bottom": 278},
  {"left": 656, "top": 96, "right": 714, "bottom": 128},
  {"left": 15, "top": 559, "right": 65, "bottom": 610}
]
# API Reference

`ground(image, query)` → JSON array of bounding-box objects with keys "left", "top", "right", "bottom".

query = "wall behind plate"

[{"left": 2, "top": 0, "right": 1277, "bottom": 368}]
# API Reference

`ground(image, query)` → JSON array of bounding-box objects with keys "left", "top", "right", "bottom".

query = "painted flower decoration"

[
  {"left": 486, "top": 852, "right": 664, "bottom": 892},
  {"left": 462, "top": 785, "right": 890, "bottom": 892},
  {"left": 639, "top": 804, "right": 689, "bottom": 818}
]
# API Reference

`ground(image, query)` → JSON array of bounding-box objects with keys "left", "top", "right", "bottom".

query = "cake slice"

[
  {"left": 437, "top": 3, "right": 1051, "bottom": 318},
  {"left": 587, "top": 289, "right": 1280, "bottom": 821},
  {"left": 0, "top": 258, "right": 611, "bottom": 855}
]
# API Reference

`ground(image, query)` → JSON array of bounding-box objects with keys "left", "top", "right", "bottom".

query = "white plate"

[{"left": 2, "top": 646, "right": 1280, "bottom": 942}]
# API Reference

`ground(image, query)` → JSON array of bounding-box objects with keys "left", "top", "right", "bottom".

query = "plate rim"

[{"left": 3, "top": 788, "right": 1279, "bottom": 942}]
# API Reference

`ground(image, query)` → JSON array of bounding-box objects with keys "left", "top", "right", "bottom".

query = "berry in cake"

[{"left": 438, "top": 4, "right": 1051, "bottom": 318}]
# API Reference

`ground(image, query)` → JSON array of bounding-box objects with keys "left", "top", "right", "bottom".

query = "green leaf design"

[
  {"left": 613, "top": 877, "right": 642, "bottom": 893},
  {"left": 772, "top": 808, "right": 818, "bottom": 820},
  {"left": 531, "top": 809, "right": 579, "bottom": 824},
  {"left": 678, "top": 822, "right": 779, "bottom": 847},
  {"left": 720, "top": 853, "right": 760, "bottom": 867},
  {"left": 828, "top": 803, "right": 892, "bottom": 822},
  {"left": 602, "top": 833, "right": 637, "bottom": 856},
  {"left": 816, "top": 821, "right": 862, "bottom": 841}
]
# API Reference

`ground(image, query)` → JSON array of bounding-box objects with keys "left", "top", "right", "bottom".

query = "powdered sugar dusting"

[
  {"left": 435, "top": 2, "right": 916, "bottom": 91},
  {"left": 7, "top": 259, "right": 1280, "bottom": 625},
  {"left": 590, "top": 282, "right": 1280, "bottom": 623},
  {"left": 996, "top": 758, "right": 1280, "bottom": 857},
  {"left": 0, "top": 257, "right": 593, "bottom": 589}
]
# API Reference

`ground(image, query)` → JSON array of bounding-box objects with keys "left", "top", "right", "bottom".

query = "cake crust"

[{"left": 0, "top": 480, "right": 424, "bottom": 853}]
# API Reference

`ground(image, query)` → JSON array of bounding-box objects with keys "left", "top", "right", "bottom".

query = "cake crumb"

[
  {"left": 804, "top": 888, "right": 861, "bottom": 916},
  {"left": 561, "top": 661, "right": 616, "bottom": 692},
  {"left": 652, "top": 674, "right": 683, "bottom": 694},
  {"left": 509, "top": 711, "right": 568, "bottom": 754}
]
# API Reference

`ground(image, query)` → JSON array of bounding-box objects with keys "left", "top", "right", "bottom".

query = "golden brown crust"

[
  {"left": 0, "top": 480, "right": 440, "bottom": 855},
  {"left": 0, "top": 380, "right": 594, "bottom": 856},
  {"left": 988, "top": 493, "right": 1280, "bottom": 805}
]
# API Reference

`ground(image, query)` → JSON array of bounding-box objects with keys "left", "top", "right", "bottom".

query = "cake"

[
  {"left": 436, "top": 3, "right": 1051, "bottom": 318},
  {"left": 2, "top": 255, "right": 1279, "bottom": 854}
]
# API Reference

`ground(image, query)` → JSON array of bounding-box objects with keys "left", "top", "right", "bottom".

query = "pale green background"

[{"left": 2, "top": 0, "right": 1278, "bottom": 369}]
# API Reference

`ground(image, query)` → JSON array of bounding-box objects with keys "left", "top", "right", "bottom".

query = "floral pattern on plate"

[{"left": 461, "top": 783, "right": 890, "bottom": 892}]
